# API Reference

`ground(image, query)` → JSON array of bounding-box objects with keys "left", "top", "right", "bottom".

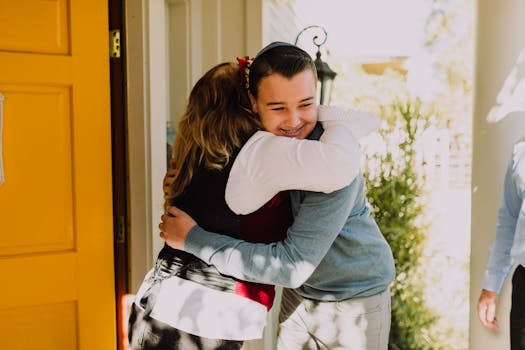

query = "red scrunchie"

[{"left": 237, "top": 56, "right": 253, "bottom": 90}]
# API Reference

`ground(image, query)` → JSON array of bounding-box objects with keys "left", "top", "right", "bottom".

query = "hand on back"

[{"left": 159, "top": 206, "right": 196, "bottom": 250}]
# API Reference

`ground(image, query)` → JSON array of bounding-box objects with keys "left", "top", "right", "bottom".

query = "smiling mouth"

[{"left": 280, "top": 125, "right": 303, "bottom": 136}]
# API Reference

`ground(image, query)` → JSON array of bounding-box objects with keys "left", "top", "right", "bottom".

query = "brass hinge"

[
  {"left": 110, "top": 29, "right": 121, "bottom": 58},
  {"left": 114, "top": 215, "right": 126, "bottom": 244}
]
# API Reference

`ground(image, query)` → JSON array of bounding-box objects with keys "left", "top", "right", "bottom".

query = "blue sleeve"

[
  {"left": 482, "top": 143, "right": 524, "bottom": 293},
  {"left": 184, "top": 183, "right": 357, "bottom": 288}
]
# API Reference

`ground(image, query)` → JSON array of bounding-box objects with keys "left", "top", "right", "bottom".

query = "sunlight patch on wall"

[{"left": 488, "top": 49, "right": 525, "bottom": 122}]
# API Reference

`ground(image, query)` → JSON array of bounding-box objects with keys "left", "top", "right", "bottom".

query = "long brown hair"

[{"left": 165, "top": 62, "right": 260, "bottom": 208}]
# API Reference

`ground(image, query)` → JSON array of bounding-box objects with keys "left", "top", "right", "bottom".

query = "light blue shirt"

[{"left": 483, "top": 136, "right": 525, "bottom": 293}]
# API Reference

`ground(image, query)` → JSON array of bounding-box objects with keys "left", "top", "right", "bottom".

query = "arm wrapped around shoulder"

[
  {"left": 318, "top": 105, "right": 381, "bottom": 139},
  {"left": 225, "top": 105, "right": 380, "bottom": 215}
]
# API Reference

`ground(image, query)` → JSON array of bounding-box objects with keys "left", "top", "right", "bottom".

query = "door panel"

[
  {"left": 0, "top": 85, "right": 74, "bottom": 255},
  {"left": 0, "top": 0, "right": 70, "bottom": 54},
  {"left": 0, "top": 0, "right": 116, "bottom": 349},
  {"left": 0, "top": 301, "right": 78, "bottom": 349}
]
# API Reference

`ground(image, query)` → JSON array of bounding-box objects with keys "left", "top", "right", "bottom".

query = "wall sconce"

[{"left": 295, "top": 25, "right": 337, "bottom": 105}]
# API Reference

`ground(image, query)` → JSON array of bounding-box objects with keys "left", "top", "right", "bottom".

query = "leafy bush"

[{"left": 364, "top": 98, "right": 444, "bottom": 350}]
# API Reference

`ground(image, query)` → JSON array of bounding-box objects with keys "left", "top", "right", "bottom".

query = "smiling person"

[
  {"left": 129, "top": 43, "right": 377, "bottom": 350},
  {"left": 160, "top": 42, "right": 396, "bottom": 350}
]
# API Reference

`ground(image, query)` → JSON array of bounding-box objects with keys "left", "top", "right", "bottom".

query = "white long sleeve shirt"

[{"left": 225, "top": 105, "right": 380, "bottom": 214}]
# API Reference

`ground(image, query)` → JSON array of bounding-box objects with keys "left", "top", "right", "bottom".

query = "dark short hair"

[{"left": 248, "top": 42, "right": 317, "bottom": 98}]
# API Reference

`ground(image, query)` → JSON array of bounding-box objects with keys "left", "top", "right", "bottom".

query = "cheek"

[
  {"left": 259, "top": 115, "right": 277, "bottom": 131},
  {"left": 302, "top": 108, "right": 318, "bottom": 124},
  {"left": 298, "top": 109, "right": 318, "bottom": 137},
  {"left": 259, "top": 112, "right": 281, "bottom": 131}
]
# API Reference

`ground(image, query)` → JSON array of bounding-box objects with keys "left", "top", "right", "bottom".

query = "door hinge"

[
  {"left": 110, "top": 29, "right": 121, "bottom": 58},
  {"left": 114, "top": 215, "right": 126, "bottom": 244}
]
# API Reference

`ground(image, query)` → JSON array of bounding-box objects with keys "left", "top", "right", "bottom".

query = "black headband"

[
  {"left": 252, "top": 41, "right": 297, "bottom": 64},
  {"left": 240, "top": 42, "right": 298, "bottom": 91}
]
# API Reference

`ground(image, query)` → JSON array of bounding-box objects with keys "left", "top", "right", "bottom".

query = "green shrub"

[{"left": 365, "top": 98, "right": 444, "bottom": 350}]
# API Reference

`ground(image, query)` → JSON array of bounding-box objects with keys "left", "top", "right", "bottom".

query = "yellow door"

[{"left": 0, "top": 1, "right": 116, "bottom": 349}]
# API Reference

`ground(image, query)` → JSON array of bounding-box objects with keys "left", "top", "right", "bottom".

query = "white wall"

[
  {"left": 469, "top": 1, "right": 525, "bottom": 349},
  {"left": 167, "top": 0, "right": 263, "bottom": 129}
]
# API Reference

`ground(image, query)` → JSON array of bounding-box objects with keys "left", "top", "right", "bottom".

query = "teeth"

[{"left": 281, "top": 127, "right": 302, "bottom": 135}]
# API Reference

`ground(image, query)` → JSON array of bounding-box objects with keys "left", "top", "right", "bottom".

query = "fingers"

[
  {"left": 478, "top": 303, "right": 490, "bottom": 328},
  {"left": 486, "top": 302, "right": 496, "bottom": 323},
  {"left": 158, "top": 214, "right": 170, "bottom": 234},
  {"left": 158, "top": 208, "right": 180, "bottom": 238},
  {"left": 490, "top": 316, "right": 499, "bottom": 331},
  {"left": 484, "top": 304, "right": 499, "bottom": 331},
  {"left": 166, "top": 206, "right": 181, "bottom": 217},
  {"left": 477, "top": 293, "right": 499, "bottom": 331}
]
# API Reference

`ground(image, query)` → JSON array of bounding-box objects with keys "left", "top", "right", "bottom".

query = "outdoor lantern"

[{"left": 295, "top": 25, "right": 337, "bottom": 105}]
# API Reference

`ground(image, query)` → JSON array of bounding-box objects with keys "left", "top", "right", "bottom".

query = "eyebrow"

[{"left": 265, "top": 96, "right": 315, "bottom": 107}]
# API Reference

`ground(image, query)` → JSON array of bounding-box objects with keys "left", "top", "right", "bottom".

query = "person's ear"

[{"left": 248, "top": 91, "right": 258, "bottom": 114}]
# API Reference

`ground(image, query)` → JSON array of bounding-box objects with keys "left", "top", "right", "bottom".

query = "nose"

[{"left": 284, "top": 108, "right": 301, "bottom": 127}]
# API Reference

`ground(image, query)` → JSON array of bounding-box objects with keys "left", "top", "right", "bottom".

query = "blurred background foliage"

[{"left": 326, "top": 1, "right": 473, "bottom": 348}]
